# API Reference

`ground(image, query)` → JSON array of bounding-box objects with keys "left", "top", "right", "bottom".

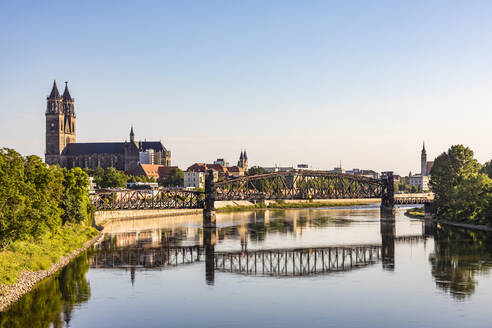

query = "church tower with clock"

[{"left": 45, "top": 80, "right": 76, "bottom": 165}]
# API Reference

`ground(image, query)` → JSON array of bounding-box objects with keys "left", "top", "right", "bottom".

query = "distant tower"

[
  {"left": 45, "top": 81, "right": 64, "bottom": 164},
  {"left": 130, "top": 125, "right": 135, "bottom": 143},
  {"left": 62, "top": 81, "right": 76, "bottom": 146},
  {"left": 421, "top": 142, "right": 427, "bottom": 176},
  {"left": 237, "top": 149, "right": 248, "bottom": 171},
  {"left": 45, "top": 81, "right": 76, "bottom": 165}
]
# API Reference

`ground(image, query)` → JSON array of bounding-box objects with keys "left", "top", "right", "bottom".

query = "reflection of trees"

[
  {"left": 429, "top": 226, "right": 492, "bottom": 300},
  {"left": 0, "top": 252, "right": 91, "bottom": 328}
]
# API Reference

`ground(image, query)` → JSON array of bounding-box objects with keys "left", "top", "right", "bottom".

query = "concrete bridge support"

[
  {"left": 380, "top": 171, "right": 395, "bottom": 217},
  {"left": 203, "top": 170, "right": 216, "bottom": 228},
  {"left": 424, "top": 203, "right": 435, "bottom": 220}
]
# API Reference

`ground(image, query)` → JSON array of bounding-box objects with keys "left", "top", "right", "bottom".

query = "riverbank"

[
  {"left": 216, "top": 199, "right": 380, "bottom": 212},
  {"left": 0, "top": 225, "right": 101, "bottom": 312},
  {"left": 405, "top": 207, "right": 492, "bottom": 232}
]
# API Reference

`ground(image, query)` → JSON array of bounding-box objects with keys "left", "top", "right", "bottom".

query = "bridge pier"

[
  {"left": 203, "top": 170, "right": 216, "bottom": 228},
  {"left": 424, "top": 203, "right": 435, "bottom": 220},
  {"left": 380, "top": 171, "right": 395, "bottom": 218}
]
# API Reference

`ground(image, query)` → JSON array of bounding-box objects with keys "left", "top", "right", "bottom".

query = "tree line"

[
  {"left": 0, "top": 148, "right": 93, "bottom": 248},
  {"left": 85, "top": 167, "right": 184, "bottom": 189},
  {"left": 430, "top": 145, "right": 492, "bottom": 225}
]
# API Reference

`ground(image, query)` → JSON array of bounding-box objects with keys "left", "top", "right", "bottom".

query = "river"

[{"left": 2, "top": 206, "right": 492, "bottom": 327}]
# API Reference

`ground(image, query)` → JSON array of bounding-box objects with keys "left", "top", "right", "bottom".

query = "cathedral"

[{"left": 45, "top": 81, "right": 171, "bottom": 172}]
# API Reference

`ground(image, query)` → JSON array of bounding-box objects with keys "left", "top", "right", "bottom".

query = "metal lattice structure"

[
  {"left": 91, "top": 189, "right": 204, "bottom": 210},
  {"left": 215, "top": 246, "right": 381, "bottom": 276},
  {"left": 90, "top": 244, "right": 382, "bottom": 276},
  {"left": 91, "top": 245, "right": 202, "bottom": 268},
  {"left": 215, "top": 171, "right": 384, "bottom": 201}
]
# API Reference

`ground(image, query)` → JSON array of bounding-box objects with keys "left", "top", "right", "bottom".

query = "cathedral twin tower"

[
  {"left": 44, "top": 80, "right": 171, "bottom": 170},
  {"left": 45, "top": 80, "right": 76, "bottom": 165}
]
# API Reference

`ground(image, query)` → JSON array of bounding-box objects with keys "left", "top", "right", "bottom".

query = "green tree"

[
  {"left": 482, "top": 160, "right": 492, "bottom": 179},
  {"left": 163, "top": 168, "right": 184, "bottom": 187},
  {"left": 61, "top": 168, "right": 91, "bottom": 225},
  {"left": 248, "top": 166, "right": 267, "bottom": 176},
  {"left": 99, "top": 167, "right": 127, "bottom": 189},
  {"left": 430, "top": 145, "right": 492, "bottom": 223}
]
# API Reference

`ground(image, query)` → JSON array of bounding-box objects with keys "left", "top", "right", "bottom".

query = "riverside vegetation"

[
  {"left": 0, "top": 148, "right": 97, "bottom": 287},
  {"left": 430, "top": 145, "right": 492, "bottom": 226}
]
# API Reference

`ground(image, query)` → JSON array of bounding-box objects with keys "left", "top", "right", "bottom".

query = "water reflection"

[
  {"left": 380, "top": 220, "right": 395, "bottom": 271},
  {"left": 0, "top": 253, "right": 91, "bottom": 327},
  {"left": 4, "top": 208, "right": 492, "bottom": 328},
  {"left": 429, "top": 225, "right": 492, "bottom": 300}
]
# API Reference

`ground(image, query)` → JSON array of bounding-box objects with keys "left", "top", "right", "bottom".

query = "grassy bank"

[
  {"left": 0, "top": 224, "right": 98, "bottom": 287},
  {"left": 217, "top": 199, "right": 379, "bottom": 213},
  {"left": 405, "top": 207, "right": 425, "bottom": 218}
]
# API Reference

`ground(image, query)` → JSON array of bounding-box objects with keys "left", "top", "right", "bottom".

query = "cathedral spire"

[
  {"left": 63, "top": 81, "right": 72, "bottom": 100},
  {"left": 49, "top": 80, "right": 60, "bottom": 98},
  {"left": 244, "top": 149, "right": 248, "bottom": 160}
]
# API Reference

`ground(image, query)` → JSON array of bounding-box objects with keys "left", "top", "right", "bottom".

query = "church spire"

[
  {"left": 130, "top": 125, "right": 135, "bottom": 142},
  {"left": 49, "top": 80, "right": 60, "bottom": 98},
  {"left": 62, "top": 81, "right": 72, "bottom": 100}
]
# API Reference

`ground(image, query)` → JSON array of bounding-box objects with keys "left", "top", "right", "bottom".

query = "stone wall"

[{"left": 94, "top": 208, "right": 203, "bottom": 225}]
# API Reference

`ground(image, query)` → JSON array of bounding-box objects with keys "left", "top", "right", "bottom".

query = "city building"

[
  {"left": 44, "top": 81, "right": 171, "bottom": 171},
  {"left": 184, "top": 171, "right": 206, "bottom": 188},
  {"left": 410, "top": 174, "right": 429, "bottom": 191},
  {"left": 213, "top": 158, "right": 229, "bottom": 167},
  {"left": 264, "top": 165, "right": 295, "bottom": 173},
  {"left": 346, "top": 168, "right": 379, "bottom": 179}
]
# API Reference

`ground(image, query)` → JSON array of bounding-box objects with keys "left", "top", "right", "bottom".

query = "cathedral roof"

[
  {"left": 63, "top": 82, "right": 72, "bottom": 100},
  {"left": 49, "top": 80, "right": 60, "bottom": 98},
  {"left": 63, "top": 142, "right": 127, "bottom": 155},
  {"left": 140, "top": 141, "right": 167, "bottom": 152}
]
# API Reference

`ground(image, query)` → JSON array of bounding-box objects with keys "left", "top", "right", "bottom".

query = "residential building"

[
  {"left": 184, "top": 171, "right": 205, "bottom": 188},
  {"left": 410, "top": 174, "right": 430, "bottom": 191}
]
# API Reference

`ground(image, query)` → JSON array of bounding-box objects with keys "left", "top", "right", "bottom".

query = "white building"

[
  {"left": 264, "top": 165, "right": 295, "bottom": 173},
  {"left": 139, "top": 149, "right": 155, "bottom": 164},
  {"left": 410, "top": 174, "right": 429, "bottom": 191},
  {"left": 184, "top": 171, "right": 206, "bottom": 189}
]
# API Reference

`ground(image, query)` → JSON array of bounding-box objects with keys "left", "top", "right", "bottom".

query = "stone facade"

[{"left": 44, "top": 81, "right": 171, "bottom": 171}]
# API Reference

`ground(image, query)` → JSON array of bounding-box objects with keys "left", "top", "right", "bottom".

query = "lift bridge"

[{"left": 91, "top": 170, "right": 433, "bottom": 213}]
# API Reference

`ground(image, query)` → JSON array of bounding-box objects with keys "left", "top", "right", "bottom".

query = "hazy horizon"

[{"left": 1, "top": 1, "right": 491, "bottom": 175}]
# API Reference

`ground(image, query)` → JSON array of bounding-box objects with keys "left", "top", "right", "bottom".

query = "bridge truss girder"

[
  {"left": 91, "top": 189, "right": 204, "bottom": 211},
  {"left": 215, "top": 171, "right": 383, "bottom": 201}
]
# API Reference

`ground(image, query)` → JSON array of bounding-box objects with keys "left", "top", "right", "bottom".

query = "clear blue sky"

[{"left": 1, "top": 0, "right": 491, "bottom": 175}]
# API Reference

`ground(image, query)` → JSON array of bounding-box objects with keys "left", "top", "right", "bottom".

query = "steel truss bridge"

[
  {"left": 214, "top": 171, "right": 384, "bottom": 201},
  {"left": 91, "top": 170, "right": 432, "bottom": 210},
  {"left": 91, "top": 189, "right": 203, "bottom": 210}
]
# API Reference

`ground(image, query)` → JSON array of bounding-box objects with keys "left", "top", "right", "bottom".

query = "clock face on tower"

[{"left": 50, "top": 122, "right": 55, "bottom": 130}]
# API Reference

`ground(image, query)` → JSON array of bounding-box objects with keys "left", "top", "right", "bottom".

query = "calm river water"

[{"left": 2, "top": 206, "right": 492, "bottom": 328}]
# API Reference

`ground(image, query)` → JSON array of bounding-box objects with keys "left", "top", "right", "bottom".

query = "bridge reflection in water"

[{"left": 91, "top": 211, "right": 428, "bottom": 285}]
